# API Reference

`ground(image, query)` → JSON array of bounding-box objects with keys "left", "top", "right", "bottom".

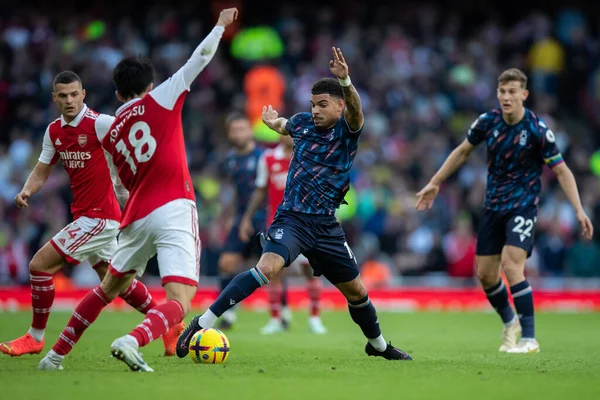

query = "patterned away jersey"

[
  {"left": 225, "top": 146, "right": 265, "bottom": 217},
  {"left": 280, "top": 112, "right": 363, "bottom": 215},
  {"left": 467, "top": 108, "right": 564, "bottom": 211}
]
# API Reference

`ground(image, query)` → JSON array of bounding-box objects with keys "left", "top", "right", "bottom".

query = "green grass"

[{"left": 1, "top": 311, "right": 599, "bottom": 400}]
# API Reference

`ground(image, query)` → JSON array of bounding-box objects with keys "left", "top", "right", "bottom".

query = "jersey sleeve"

[
  {"left": 284, "top": 112, "right": 312, "bottom": 137},
  {"left": 342, "top": 117, "right": 364, "bottom": 138},
  {"left": 150, "top": 25, "right": 225, "bottom": 111},
  {"left": 537, "top": 120, "right": 564, "bottom": 169},
  {"left": 255, "top": 153, "right": 268, "bottom": 188},
  {"left": 466, "top": 113, "right": 488, "bottom": 146},
  {"left": 103, "top": 150, "right": 129, "bottom": 207},
  {"left": 95, "top": 114, "right": 115, "bottom": 142},
  {"left": 38, "top": 126, "right": 58, "bottom": 165}
]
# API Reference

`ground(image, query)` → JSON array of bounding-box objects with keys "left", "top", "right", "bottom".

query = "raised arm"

[
  {"left": 329, "top": 47, "right": 364, "bottom": 132},
  {"left": 262, "top": 105, "right": 289, "bottom": 136},
  {"left": 150, "top": 8, "right": 238, "bottom": 110}
]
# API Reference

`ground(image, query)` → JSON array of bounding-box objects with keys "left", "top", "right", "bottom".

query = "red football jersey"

[
  {"left": 101, "top": 73, "right": 196, "bottom": 228},
  {"left": 39, "top": 105, "right": 121, "bottom": 221},
  {"left": 256, "top": 145, "right": 291, "bottom": 227}
]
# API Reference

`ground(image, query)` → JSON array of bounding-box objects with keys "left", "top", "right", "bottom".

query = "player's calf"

[{"left": 335, "top": 276, "right": 412, "bottom": 360}]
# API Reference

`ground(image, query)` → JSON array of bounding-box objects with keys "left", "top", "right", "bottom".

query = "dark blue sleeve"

[
  {"left": 466, "top": 112, "right": 489, "bottom": 146},
  {"left": 285, "top": 112, "right": 311, "bottom": 138},
  {"left": 341, "top": 117, "right": 363, "bottom": 138}
]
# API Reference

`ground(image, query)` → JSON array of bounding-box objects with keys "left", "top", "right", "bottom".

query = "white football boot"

[
  {"left": 507, "top": 338, "right": 540, "bottom": 353},
  {"left": 499, "top": 320, "right": 522, "bottom": 352},
  {"left": 308, "top": 316, "right": 328, "bottom": 335},
  {"left": 110, "top": 335, "right": 154, "bottom": 372},
  {"left": 260, "top": 318, "right": 285, "bottom": 335},
  {"left": 38, "top": 350, "right": 64, "bottom": 371}
]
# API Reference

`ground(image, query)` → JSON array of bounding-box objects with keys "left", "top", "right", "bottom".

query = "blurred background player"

[
  {"left": 416, "top": 68, "right": 593, "bottom": 353},
  {"left": 240, "top": 134, "right": 327, "bottom": 335},
  {"left": 217, "top": 112, "right": 265, "bottom": 330},
  {"left": 0, "top": 71, "right": 179, "bottom": 358},
  {"left": 179, "top": 47, "right": 412, "bottom": 361},
  {"left": 37, "top": 8, "right": 238, "bottom": 372}
]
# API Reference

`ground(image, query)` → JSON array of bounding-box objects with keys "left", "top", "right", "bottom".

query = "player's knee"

[
  {"left": 29, "top": 255, "right": 54, "bottom": 273},
  {"left": 99, "top": 273, "right": 132, "bottom": 301},
  {"left": 256, "top": 252, "right": 285, "bottom": 281},
  {"left": 476, "top": 257, "right": 500, "bottom": 288},
  {"left": 501, "top": 260, "right": 525, "bottom": 284},
  {"left": 165, "top": 282, "right": 196, "bottom": 316},
  {"left": 476, "top": 265, "right": 500, "bottom": 288},
  {"left": 93, "top": 262, "right": 109, "bottom": 280},
  {"left": 336, "top": 277, "right": 368, "bottom": 302}
]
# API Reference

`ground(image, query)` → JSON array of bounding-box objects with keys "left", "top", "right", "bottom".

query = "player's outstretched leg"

[
  {"left": 476, "top": 255, "right": 521, "bottom": 352},
  {"left": 111, "top": 281, "right": 196, "bottom": 372},
  {"left": 92, "top": 262, "right": 182, "bottom": 357},
  {"left": 177, "top": 252, "right": 284, "bottom": 357},
  {"left": 336, "top": 276, "right": 411, "bottom": 360},
  {"left": 1, "top": 243, "right": 63, "bottom": 357},
  {"left": 38, "top": 278, "right": 126, "bottom": 371}
]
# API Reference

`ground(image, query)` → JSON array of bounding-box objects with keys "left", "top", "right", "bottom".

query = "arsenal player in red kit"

[
  {"left": 38, "top": 8, "right": 238, "bottom": 372},
  {"left": 239, "top": 134, "right": 327, "bottom": 335},
  {"left": 0, "top": 72, "right": 183, "bottom": 359}
]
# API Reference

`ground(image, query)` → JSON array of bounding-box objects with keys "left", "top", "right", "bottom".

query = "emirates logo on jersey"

[
  {"left": 78, "top": 134, "right": 87, "bottom": 147},
  {"left": 273, "top": 163, "right": 281, "bottom": 172}
]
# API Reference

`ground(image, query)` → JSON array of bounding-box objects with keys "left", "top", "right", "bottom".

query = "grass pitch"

[{"left": 1, "top": 311, "right": 599, "bottom": 400}]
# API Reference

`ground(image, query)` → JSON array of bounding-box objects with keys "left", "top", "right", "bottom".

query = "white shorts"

[
  {"left": 109, "top": 199, "right": 201, "bottom": 286},
  {"left": 50, "top": 217, "right": 119, "bottom": 267}
]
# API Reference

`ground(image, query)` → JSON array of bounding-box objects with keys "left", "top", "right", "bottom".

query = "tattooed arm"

[
  {"left": 329, "top": 47, "right": 364, "bottom": 132},
  {"left": 341, "top": 83, "right": 364, "bottom": 132}
]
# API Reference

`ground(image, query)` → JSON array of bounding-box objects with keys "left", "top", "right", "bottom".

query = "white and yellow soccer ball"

[{"left": 189, "top": 328, "right": 230, "bottom": 364}]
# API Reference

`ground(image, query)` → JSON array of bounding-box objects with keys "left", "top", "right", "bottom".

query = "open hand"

[
  {"left": 576, "top": 210, "right": 594, "bottom": 240},
  {"left": 415, "top": 183, "right": 440, "bottom": 211},
  {"left": 329, "top": 47, "right": 349, "bottom": 80},
  {"left": 262, "top": 105, "right": 279, "bottom": 129}
]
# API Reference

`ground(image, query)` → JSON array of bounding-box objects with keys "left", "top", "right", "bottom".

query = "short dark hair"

[
  {"left": 498, "top": 68, "right": 528, "bottom": 89},
  {"left": 53, "top": 71, "right": 82, "bottom": 91},
  {"left": 112, "top": 56, "right": 155, "bottom": 100},
  {"left": 225, "top": 111, "right": 248, "bottom": 130},
  {"left": 311, "top": 78, "right": 343, "bottom": 99}
]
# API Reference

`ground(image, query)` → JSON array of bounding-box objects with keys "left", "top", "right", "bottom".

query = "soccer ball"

[{"left": 188, "top": 328, "right": 230, "bottom": 364}]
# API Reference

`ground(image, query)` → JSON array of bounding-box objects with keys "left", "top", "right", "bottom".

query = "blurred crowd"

[{"left": 2, "top": 0, "right": 600, "bottom": 286}]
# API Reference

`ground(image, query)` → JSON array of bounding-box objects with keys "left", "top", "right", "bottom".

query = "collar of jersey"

[
  {"left": 61, "top": 104, "right": 88, "bottom": 127},
  {"left": 116, "top": 98, "right": 142, "bottom": 116}
]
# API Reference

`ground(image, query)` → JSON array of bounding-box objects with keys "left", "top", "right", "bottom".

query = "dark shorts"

[
  {"left": 222, "top": 216, "right": 264, "bottom": 258},
  {"left": 476, "top": 206, "right": 537, "bottom": 257},
  {"left": 262, "top": 210, "right": 359, "bottom": 284}
]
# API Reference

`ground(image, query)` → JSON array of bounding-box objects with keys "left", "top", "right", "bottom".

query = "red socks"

[
  {"left": 129, "top": 300, "right": 184, "bottom": 347},
  {"left": 120, "top": 279, "right": 156, "bottom": 314},
  {"left": 30, "top": 271, "right": 55, "bottom": 330},
  {"left": 52, "top": 287, "right": 111, "bottom": 356},
  {"left": 268, "top": 281, "right": 283, "bottom": 318},
  {"left": 307, "top": 278, "right": 321, "bottom": 317}
]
